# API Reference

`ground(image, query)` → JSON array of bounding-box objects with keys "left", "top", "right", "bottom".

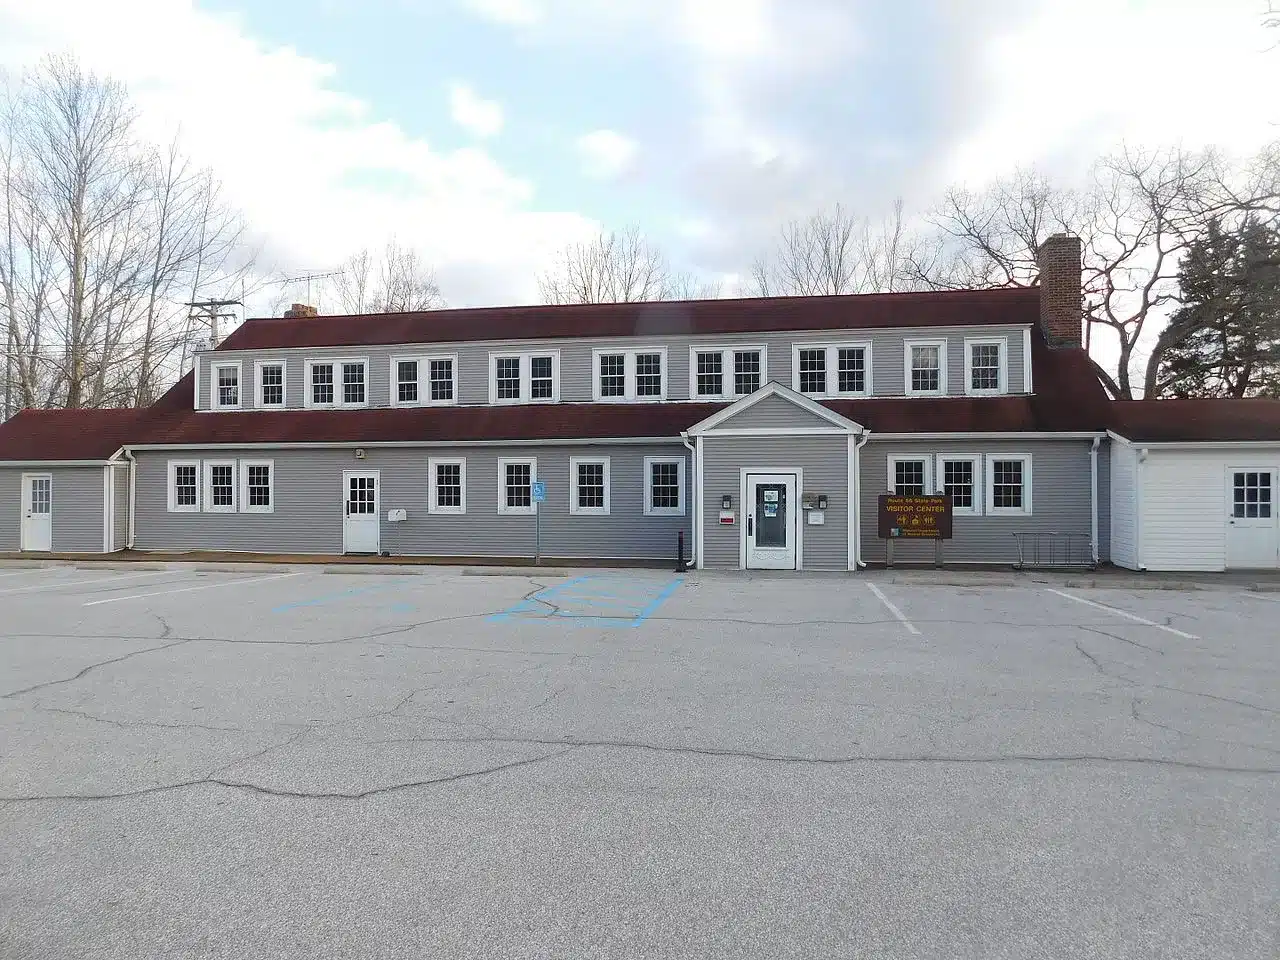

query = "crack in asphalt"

[
  {"left": 0, "top": 640, "right": 193, "bottom": 700},
  {"left": 1078, "top": 625, "right": 1167, "bottom": 655},
  {"left": 35, "top": 705, "right": 249, "bottom": 734}
]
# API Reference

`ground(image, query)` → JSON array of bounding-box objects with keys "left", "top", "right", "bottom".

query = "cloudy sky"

[{"left": 0, "top": 0, "right": 1275, "bottom": 312}]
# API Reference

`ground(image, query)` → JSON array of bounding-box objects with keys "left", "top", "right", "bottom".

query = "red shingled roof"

[
  {"left": 1109, "top": 399, "right": 1280, "bottom": 442},
  {"left": 0, "top": 408, "right": 143, "bottom": 460},
  {"left": 215, "top": 287, "right": 1042, "bottom": 352}
]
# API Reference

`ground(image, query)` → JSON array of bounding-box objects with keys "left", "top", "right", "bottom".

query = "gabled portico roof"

[{"left": 683, "top": 381, "right": 864, "bottom": 436}]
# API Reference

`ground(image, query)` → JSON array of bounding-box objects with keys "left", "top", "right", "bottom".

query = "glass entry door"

[{"left": 745, "top": 473, "right": 798, "bottom": 570}]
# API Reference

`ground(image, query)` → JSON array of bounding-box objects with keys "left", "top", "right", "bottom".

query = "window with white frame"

[
  {"left": 570, "top": 456, "right": 610, "bottom": 516},
  {"left": 342, "top": 361, "right": 366, "bottom": 405},
  {"left": 905, "top": 339, "right": 946, "bottom": 395},
  {"left": 691, "top": 346, "right": 765, "bottom": 398},
  {"left": 306, "top": 359, "right": 367, "bottom": 408},
  {"left": 986, "top": 455, "right": 1032, "bottom": 515},
  {"left": 888, "top": 456, "right": 931, "bottom": 497},
  {"left": 643, "top": 456, "right": 685, "bottom": 516},
  {"left": 490, "top": 352, "right": 559, "bottom": 404},
  {"left": 240, "top": 460, "right": 274, "bottom": 513},
  {"left": 256, "top": 361, "right": 285, "bottom": 408},
  {"left": 592, "top": 348, "right": 666, "bottom": 401},
  {"left": 203, "top": 461, "right": 237, "bottom": 513},
  {"left": 937, "top": 455, "right": 980, "bottom": 515},
  {"left": 308, "top": 361, "right": 334, "bottom": 406},
  {"left": 212, "top": 363, "right": 240, "bottom": 409},
  {"left": 793, "top": 344, "right": 871, "bottom": 397},
  {"left": 396, "top": 359, "right": 419, "bottom": 404},
  {"left": 429, "top": 357, "right": 456, "bottom": 403},
  {"left": 428, "top": 457, "right": 466, "bottom": 515},
  {"left": 168, "top": 461, "right": 200, "bottom": 512},
  {"left": 498, "top": 458, "right": 537, "bottom": 514},
  {"left": 965, "top": 338, "right": 1007, "bottom": 395}
]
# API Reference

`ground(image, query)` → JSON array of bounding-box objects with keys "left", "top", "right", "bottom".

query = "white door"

[
  {"left": 343, "top": 470, "right": 380, "bottom": 554},
  {"left": 1226, "top": 467, "right": 1279, "bottom": 568},
  {"left": 745, "top": 473, "right": 798, "bottom": 570},
  {"left": 21, "top": 473, "right": 52, "bottom": 552}
]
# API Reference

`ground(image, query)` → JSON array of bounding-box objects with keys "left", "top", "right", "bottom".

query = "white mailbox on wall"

[{"left": 387, "top": 508, "right": 407, "bottom": 522}]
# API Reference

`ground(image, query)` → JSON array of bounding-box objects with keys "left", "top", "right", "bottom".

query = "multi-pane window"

[
  {"left": 599, "top": 353, "right": 626, "bottom": 398},
  {"left": 734, "top": 350, "right": 762, "bottom": 395},
  {"left": 530, "top": 355, "right": 555, "bottom": 399},
  {"left": 696, "top": 351, "right": 724, "bottom": 397},
  {"left": 310, "top": 363, "right": 334, "bottom": 405},
  {"left": 492, "top": 353, "right": 557, "bottom": 403},
  {"left": 891, "top": 458, "right": 928, "bottom": 497},
  {"left": 429, "top": 458, "right": 466, "bottom": 514},
  {"left": 429, "top": 358, "right": 454, "bottom": 402},
  {"left": 571, "top": 458, "right": 609, "bottom": 515},
  {"left": 258, "top": 363, "right": 284, "bottom": 407},
  {"left": 594, "top": 349, "right": 665, "bottom": 400},
  {"left": 987, "top": 457, "right": 1030, "bottom": 514},
  {"left": 837, "top": 348, "right": 866, "bottom": 394},
  {"left": 397, "top": 360, "right": 419, "bottom": 404},
  {"left": 644, "top": 458, "right": 685, "bottom": 516},
  {"left": 968, "top": 341, "right": 1003, "bottom": 393},
  {"left": 206, "top": 463, "right": 235, "bottom": 512},
  {"left": 499, "top": 460, "right": 535, "bottom": 514},
  {"left": 794, "top": 344, "right": 871, "bottom": 397},
  {"left": 342, "top": 362, "right": 366, "bottom": 405},
  {"left": 908, "top": 341, "right": 945, "bottom": 395},
  {"left": 214, "top": 365, "right": 239, "bottom": 408},
  {"left": 635, "top": 353, "right": 663, "bottom": 397},
  {"left": 496, "top": 357, "right": 521, "bottom": 400},
  {"left": 941, "top": 458, "right": 976, "bottom": 511},
  {"left": 243, "top": 462, "right": 273, "bottom": 512},
  {"left": 798, "top": 349, "right": 826, "bottom": 394},
  {"left": 1232, "top": 471, "right": 1272, "bottom": 519},
  {"left": 171, "top": 463, "right": 198, "bottom": 510}
]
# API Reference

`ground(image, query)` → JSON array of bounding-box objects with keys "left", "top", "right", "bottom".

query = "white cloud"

[
  {"left": 0, "top": 0, "right": 596, "bottom": 309},
  {"left": 576, "top": 129, "right": 638, "bottom": 180},
  {"left": 448, "top": 81, "right": 504, "bottom": 138}
]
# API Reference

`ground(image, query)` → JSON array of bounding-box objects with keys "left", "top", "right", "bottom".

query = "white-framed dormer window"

[
  {"left": 167, "top": 460, "right": 200, "bottom": 512},
  {"left": 255, "top": 360, "right": 286, "bottom": 408},
  {"left": 497, "top": 457, "right": 537, "bottom": 515},
  {"left": 690, "top": 346, "right": 766, "bottom": 399},
  {"left": 986, "top": 454, "right": 1032, "bottom": 516},
  {"left": 305, "top": 359, "right": 368, "bottom": 408},
  {"left": 489, "top": 352, "right": 560, "bottom": 404},
  {"left": 239, "top": 460, "right": 274, "bottom": 514},
  {"left": 570, "top": 456, "right": 610, "bottom": 516},
  {"left": 643, "top": 456, "right": 686, "bottom": 516},
  {"left": 792, "top": 343, "right": 872, "bottom": 398},
  {"left": 887, "top": 456, "right": 931, "bottom": 497},
  {"left": 592, "top": 348, "right": 667, "bottom": 401},
  {"left": 394, "top": 357, "right": 420, "bottom": 405},
  {"left": 905, "top": 339, "right": 947, "bottom": 396},
  {"left": 203, "top": 460, "right": 237, "bottom": 513},
  {"left": 964, "top": 337, "right": 1008, "bottom": 395},
  {"left": 936, "top": 455, "right": 981, "bottom": 516},
  {"left": 428, "top": 457, "right": 466, "bottom": 515},
  {"left": 212, "top": 362, "right": 241, "bottom": 410},
  {"left": 392, "top": 355, "right": 459, "bottom": 407},
  {"left": 428, "top": 356, "right": 457, "bottom": 403}
]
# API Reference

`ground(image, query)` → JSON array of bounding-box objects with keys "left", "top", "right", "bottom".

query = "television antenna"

[{"left": 277, "top": 270, "right": 342, "bottom": 308}]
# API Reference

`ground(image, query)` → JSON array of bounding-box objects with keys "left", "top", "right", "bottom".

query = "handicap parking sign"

[{"left": 532, "top": 481, "right": 546, "bottom": 502}]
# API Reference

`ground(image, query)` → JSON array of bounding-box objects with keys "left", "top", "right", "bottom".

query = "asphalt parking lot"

[{"left": 1, "top": 564, "right": 1277, "bottom": 960}]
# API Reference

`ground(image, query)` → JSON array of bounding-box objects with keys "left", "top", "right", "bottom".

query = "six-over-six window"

[
  {"left": 888, "top": 454, "right": 1031, "bottom": 515},
  {"left": 594, "top": 348, "right": 667, "bottom": 401},
  {"left": 168, "top": 460, "right": 274, "bottom": 514},
  {"left": 692, "top": 347, "right": 765, "bottom": 399},
  {"left": 793, "top": 343, "right": 871, "bottom": 398}
]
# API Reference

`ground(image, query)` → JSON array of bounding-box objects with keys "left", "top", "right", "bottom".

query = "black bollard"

[{"left": 675, "top": 530, "right": 689, "bottom": 573}]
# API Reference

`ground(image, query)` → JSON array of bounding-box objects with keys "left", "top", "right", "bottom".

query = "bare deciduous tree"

[
  {"left": 333, "top": 240, "right": 444, "bottom": 314},
  {"left": 538, "top": 227, "right": 706, "bottom": 304}
]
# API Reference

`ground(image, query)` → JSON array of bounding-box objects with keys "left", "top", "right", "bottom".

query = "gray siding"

[
  {"left": 0, "top": 467, "right": 105, "bottom": 552},
  {"left": 134, "top": 445, "right": 690, "bottom": 560},
  {"left": 701, "top": 437, "right": 849, "bottom": 571},
  {"left": 196, "top": 323, "right": 1031, "bottom": 411},
  {"left": 1096, "top": 441, "right": 1110, "bottom": 563},
  {"left": 860, "top": 440, "right": 1096, "bottom": 565},
  {"left": 0, "top": 469, "right": 18, "bottom": 550},
  {"left": 112, "top": 465, "right": 129, "bottom": 551},
  {"left": 716, "top": 393, "right": 844, "bottom": 431}
]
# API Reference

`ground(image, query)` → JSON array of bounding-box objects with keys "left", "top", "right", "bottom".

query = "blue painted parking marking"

[{"left": 490, "top": 575, "right": 683, "bottom": 627}]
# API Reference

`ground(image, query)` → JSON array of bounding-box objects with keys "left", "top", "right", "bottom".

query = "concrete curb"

[{"left": 462, "top": 567, "right": 572, "bottom": 578}]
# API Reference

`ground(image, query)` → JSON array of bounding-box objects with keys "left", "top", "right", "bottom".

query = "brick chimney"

[
  {"left": 1036, "top": 234, "right": 1082, "bottom": 348},
  {"left": 283, "top": 303, "right": 318, "bottom": 319}
]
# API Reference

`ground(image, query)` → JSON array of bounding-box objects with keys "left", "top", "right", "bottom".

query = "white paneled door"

[
  {"left": 1226, "top": 467, "right": 1279, "bottom": 568},
  {"left": 342, "top": 470, "right": 381, "bottom": 554},
  {"left": 21, "top": 473, "right": 52, "bottom": 552}
]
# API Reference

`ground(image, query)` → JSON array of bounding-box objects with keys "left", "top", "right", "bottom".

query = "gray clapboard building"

[{"left": 3, "top": 235, "right": 1279, "bottom": 571}]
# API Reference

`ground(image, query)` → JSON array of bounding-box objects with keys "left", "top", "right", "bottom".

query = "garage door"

[{"left": 1226, "top": 467, "right": 1279, "bottom": 569}]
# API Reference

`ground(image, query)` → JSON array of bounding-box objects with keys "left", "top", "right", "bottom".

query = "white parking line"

[
  {"left": 866, "top": 582, "right": 921, "bottom": 636},
  {"left": 1046, "top": 588, "right": 1199, "bottom": 640},
  {"left": 1241, "top": 592, "right": 1280, "bottom": 603},
  {"left": 0, "top": 571, "right": 167, "bottom": 596},
  {"left": 83, "top": 572, "right": 303, "bottom": 607},
  {"left": 0, "top": 568, "right": 47, "bottom": 580}
]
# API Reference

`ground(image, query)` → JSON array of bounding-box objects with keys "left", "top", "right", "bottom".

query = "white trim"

[
  {"left": 697, "top": 426, "right": 851, "bottom": 437},
  {"left": 193, "top": 358, "right": 200, "bottom": 411},
  {"left": 253, "top": 359, "right": 287, "bottom": 409},
  {"left": 887, "top": 455, "right": 933, "bottom": 496},
  {"left": 1105, "top": 433, "right": 1280, "bottom": 450},
  {"left": 904, "top": 338, "right": 948, "bottom": 397},
  {"left": 985, "top": 453, "right": 1033, "bottom": 516},
  {"left": 203, "top": 459, "right": 238, "bottom": 513},
  {"left": 934, "top": 453, "right": 983, "bottom": 516},
  {"left": 0, "top": 459, "right": 117, "bottom": 467},
  {"left": 963, "top": 336, "right": 1008, "bottom": 396},
  {"left": 688, "top": 344, "right": 767, "bottom": 400},
  {"left": 167, "top": 459, "right": 201, "bottom": 512},
  {"left": 693, "top": 437, "right": 704, "bottom": 568},
  {"left": 847, "top": 435, "right": 856, "bottom": 571},
  {"left": 490, "top": 350, "right": 561, "bottom": 405},
  {"left": 686, "top": 381, "right": 862, "bottom": 436},
  {"left": 304, "top": 357, "right": 369, "bottom": 409},
  {"left": 497, "top": 456, "right": 538, "bottom": 515},
  {"left": 569, "top": 455, "right": 611, "bottom": 516},
  {"left": 871, "top": 432, "right": 1106, "bottom": 442},
  {"left": 791, "top": 341, "right": 873, "bottom": 399},
  {"left": 102, "top": 466, "right": 112, "bottom": 552},
  {"left": 211, "top": 361, "right": 242, "bottom": 410},
  {"left": 239, "top": 459, "right": 275, "bottom": 514},
  {"left": 644, "top": 455, "right": 686, "bottom": 517},
  {"left": 427, "top": 456, "right": 467, "bottom": 515},
  {"left": 592, "top": 346, "right": 668, "bottom": 402},
  {"left": 739, "top": 468, "right": 803, "bottom": 570},
  {"left": 391, "top": 353, "right": 460, "bottom": 407},
  {"left": 126, "top": 436, "right": 689, "bottom": 452},
  {"left": 853, "top": 431, "right": 870, "bottom": 568},
  {"left": 1022, "top": 327, "right": 1033, "bottom": 393}
]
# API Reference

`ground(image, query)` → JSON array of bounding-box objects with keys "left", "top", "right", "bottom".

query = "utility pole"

[{"left": 186, "top": 300, "right": 242, "bottom": 350}]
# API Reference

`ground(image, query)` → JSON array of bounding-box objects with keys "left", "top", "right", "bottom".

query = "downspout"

[
  {"left": 1089, "top": 436, "right": 1101, "bottom": 566},
  {"left": 854, "top": 430, "right": 871, "bottom": 568},
  {"left": 681, "top": 431, "right": 696, "bottom": 568},
  {"left": 123, "top": 448, "right": 137, "bottom": 550},
  {"left": 1136, "top": 448, "right": 1148, "bottom": 571}
]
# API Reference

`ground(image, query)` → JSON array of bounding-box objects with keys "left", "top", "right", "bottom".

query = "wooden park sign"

[{"left": 877, "top": 494, "right": 954, "bottom": 540}]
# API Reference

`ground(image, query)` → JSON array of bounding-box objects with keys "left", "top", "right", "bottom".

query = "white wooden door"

[
  {"left": 745, "top": 473, "right": 798, "bottom": 570},
  {"left": 21, "top": 473, "right": 52, "bottom": 552},
  {"left": 342, "top": 471, "right": 381, "bottom": 554},
  {"left": 1226, "top": 467, "right": 1279, "bottom": 568}
]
